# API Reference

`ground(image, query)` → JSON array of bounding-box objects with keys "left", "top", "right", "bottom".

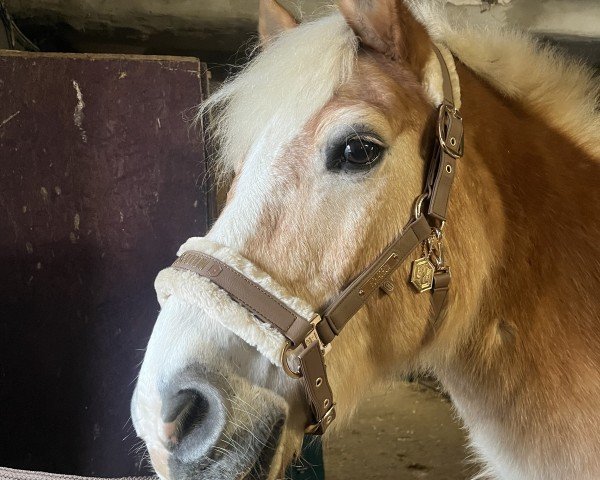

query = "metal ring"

[
  {"left": 281, "top": 342, "right": 302, "bottom": 379},
  {"left": 413, "top": 193, "right": 428, "bottom": 219}
]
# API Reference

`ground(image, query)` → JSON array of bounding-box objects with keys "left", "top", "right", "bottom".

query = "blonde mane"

[
  {"left": 198, "top": 13, "right": 357, "bottom": 179},
  {"left": 408, "top": 1, "right": 600, "bottom": 159}
]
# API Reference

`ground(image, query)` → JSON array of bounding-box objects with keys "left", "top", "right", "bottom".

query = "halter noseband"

[{"left": 171, "top": 45, "right": 464, "bottom": 435}]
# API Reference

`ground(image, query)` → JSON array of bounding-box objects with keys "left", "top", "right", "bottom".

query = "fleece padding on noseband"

[{"left": 154, "top": 237, "right": 316, "bottom": 367}]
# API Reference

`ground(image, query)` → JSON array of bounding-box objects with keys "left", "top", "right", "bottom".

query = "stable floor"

[{"left": 323, "top": 383, "right": 477, "bottom": 479}]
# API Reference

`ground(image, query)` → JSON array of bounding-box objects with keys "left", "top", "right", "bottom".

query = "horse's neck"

[
  {"left": 446, "top": 61, "right": 600, "bottom": 368},
  {"left": 431, "top": 62, "right": 600, "bottom": 477}
]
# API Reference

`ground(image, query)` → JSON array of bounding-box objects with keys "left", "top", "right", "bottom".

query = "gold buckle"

[
  {"left": 281, "top": 315, "right": 330, "bottom": 379},
  {"left": 437, "top": 103, "right": 463, "bottom": 159},
  {"left": 304, "top": 314, "right": 331, "bottom": 355}
]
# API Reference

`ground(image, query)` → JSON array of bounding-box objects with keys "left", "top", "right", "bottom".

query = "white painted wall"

[{"left": 447, "top": 0, "right": 600, "bottom": 38}]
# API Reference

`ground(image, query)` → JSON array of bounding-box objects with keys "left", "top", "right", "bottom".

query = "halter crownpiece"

[{"left": 169, "top": 44, "right": 463, "bottom": 435}]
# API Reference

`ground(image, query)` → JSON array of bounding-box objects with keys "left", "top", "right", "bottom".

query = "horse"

[{"left": 131, "top": 1, "right": 600, "bottom": 479}]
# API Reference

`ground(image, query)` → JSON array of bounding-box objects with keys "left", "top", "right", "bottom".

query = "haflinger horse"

[{"left": 131, "top": 0, "right": 600, "bottom": 479}]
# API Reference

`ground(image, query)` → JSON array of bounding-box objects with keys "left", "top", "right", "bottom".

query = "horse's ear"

[
  {"left": 259, "top": 0, "right": 298, "bottom": 45},
  {"left": 337, "top": 0, "right": 431, "bottom": 77}
]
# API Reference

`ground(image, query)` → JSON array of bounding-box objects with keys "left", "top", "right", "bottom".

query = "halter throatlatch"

[{"left": 171, "top": 44, "right": 464, "bottom": 435}]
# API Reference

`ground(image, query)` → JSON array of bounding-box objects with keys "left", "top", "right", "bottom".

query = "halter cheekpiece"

[{"left": 171, "top": 44, "right": 464, "bottom": 435}]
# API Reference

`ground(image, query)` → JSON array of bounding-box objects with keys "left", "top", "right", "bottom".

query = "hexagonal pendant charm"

[{"left": 410, "top": 257, "right": 435, "bottom": 293}]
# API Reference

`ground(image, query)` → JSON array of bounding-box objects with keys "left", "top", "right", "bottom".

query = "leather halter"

[{"left": 172, "top": 45, "right": 464, "bottom": 435}]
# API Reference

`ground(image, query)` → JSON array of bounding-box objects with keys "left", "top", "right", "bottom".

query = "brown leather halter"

[{"left": 172, "top": 45, "right": 464, "bottom": 435}]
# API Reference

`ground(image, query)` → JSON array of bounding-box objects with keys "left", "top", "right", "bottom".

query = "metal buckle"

[
  {"left": 305, "top": 314, "right": 331, "bottom": 356},
  {"left": 281, "top": 315, "right": 330, "bottom": 380},
  {"left": 437, "top": 103, "right": 464, "bottom": 159},
  {"left": 304, "top": 405, "right": 336, "bottom": 434}
]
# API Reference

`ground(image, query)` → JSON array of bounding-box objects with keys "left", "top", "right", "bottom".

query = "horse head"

[{"left": 132, "top": 0, "right": 501, "bottom": 478}]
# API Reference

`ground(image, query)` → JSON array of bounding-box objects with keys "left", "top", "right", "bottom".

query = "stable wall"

[{"left": 5, "top": 0, "right": 600, "bottom": 69}]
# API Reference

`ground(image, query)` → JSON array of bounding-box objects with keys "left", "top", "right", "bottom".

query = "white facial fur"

[
  {"left": 132, "top": 295, "right": 305, "bottom": 479},
  {"left": 205, "top": 13, "right": 358, "bottom": 249}
]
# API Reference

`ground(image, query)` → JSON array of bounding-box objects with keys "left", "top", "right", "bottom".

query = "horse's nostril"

[
  {"left": 162, "top": 390, "right": 210, "bottom": 446},
  {"left": 160, "top": 377, "right": 228, "bottom": 462}
]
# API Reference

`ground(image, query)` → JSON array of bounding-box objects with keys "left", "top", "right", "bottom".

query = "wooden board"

[{"left": 0, "top": 50, "right": 211, "bottom": 476}]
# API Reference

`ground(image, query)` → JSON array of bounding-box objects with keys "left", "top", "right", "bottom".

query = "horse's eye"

[
  {"left": 336, "top": 136, "right": 383, "bottom": 172},
  {"left": 325, "top": 133, "right": 385, "bottom": 172},
  {"left": 343, "top": 138, "right": 381, "bottom": 165}
]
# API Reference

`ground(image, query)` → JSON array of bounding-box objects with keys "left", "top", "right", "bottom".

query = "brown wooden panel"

[{"left": 0, "top": 51, "right": 211, "bottom": 476}]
